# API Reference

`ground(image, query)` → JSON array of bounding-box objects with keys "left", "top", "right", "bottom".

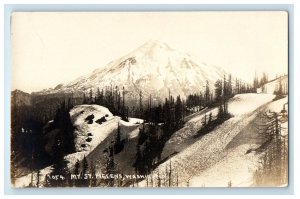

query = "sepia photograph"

[{"left": 10, "top": 11, "right": 288, "bottom": 188}]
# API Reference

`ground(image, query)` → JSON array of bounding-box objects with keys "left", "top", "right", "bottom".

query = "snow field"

[{"left": 140, "top": 93, "right": 278, "bottom": 187}]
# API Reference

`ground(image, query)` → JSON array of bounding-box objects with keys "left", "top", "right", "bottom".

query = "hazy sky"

[{"left": 11, "top": 12, "right": 288, "bottom": 93}]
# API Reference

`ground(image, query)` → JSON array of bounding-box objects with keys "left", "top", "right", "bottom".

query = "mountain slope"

[
  {"left": 137, "top": 93, "right": 281, "bottom": 187},
  {"left": 37, "top": 40, "right": 227, "bottom": 101},
  {"left": 11, "top": 89, "right": 32, "bottom": 106}
]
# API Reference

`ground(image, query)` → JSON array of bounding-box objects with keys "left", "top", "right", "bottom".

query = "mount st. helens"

[{"left": 34, "top": 40, "right": 227, "bottom": 102}]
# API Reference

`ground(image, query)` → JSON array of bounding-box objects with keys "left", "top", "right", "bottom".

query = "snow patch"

[
  {"left": 229, "top": 94, "right": 275, "bottom": 116},
  {"left": 266, "top": 96, "right": 288, "bottom": 113},
  {"left": 119, "top": 117, "right": 144, "bottom": 127},
  {"left": 189, "top": 144, "right": 259, "bottom": 187},
  {"left": 70, "top": 105, "right": 116, "bottom": 152}
]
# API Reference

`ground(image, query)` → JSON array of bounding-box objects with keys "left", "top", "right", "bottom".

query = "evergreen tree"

[
  {"left": 139, "top": 90, "right": 143, "bottom": 114},
  {"left": 47, "top": 134, "right": 70, "bottom": 187},
  {"left": 105, "top": 146, "right": 116, "bottom": 187},
  {"left": 73, "top": 159, "right": 81, "bottom": 187},
  {"left": 163, "top": 98, "right": 171, "bottom": 134},
  {"left": 218, "top": 103, "right": 224, "bottom": 118},
  {"left": 114, "top": 122, "right": 124, "bottom": 154},
  {"left": 96, "top": 87, "right": 101, "bottom": 104},
  {"left": 78, "top": 155, "right": 89, "bottom": 187},
  {"left": 208, "top": 112, "right": 212, "bottom": 124},
  {"left": 202, "top": 113, "right": 207, "bottom": 126},
  {"left": 253, "top": 72, "right": 259, "bottom": 90},
  {"left": 53, "top": 101, "right": 75, "bottom": 154},
  {"left": 154, "top": 105, "right": 162, "bottom": 124},
  {"left": 90, "top": 160, "right": 97, "bottom": 187},
  {"left": 205, "top": 80, "right": 210, "bottom": 106},
  {"left": 235, "top": 78, "right": 240, "bottom": 94},
  {"left": 74, "top": 159, "right": 80, "bottom": 175},
  {"left": 214, "top": 79, "right": 223, "bottom": 103},
  {"left": 36, "top": 170, "right": 41, "bottom": 187},
  {"left": 223, "top": 75, "right": 228, "bottom": 114},
  {"left": 175, "top": 96, "right": 183, "bottom": 128},
  {"left": 122, "top": 86, "right": 125, "bottom": 118},
  {"left": 168, "top": 160, "right": 172, "bottom": 187},
  {"left": 89, "top": 89, "right": 93, "bottom": 104},
  {"left": 81, "top": 155, "right": 89, "bottom": 178},
  {"left": 134, "top": 144, "right": 143, "bottom": 174},
  {"left": 228, "top": 74, "right": 233, "bottom": 97},
  {"left": 83, "top": 92, "right": 87, "bottom": 104}
]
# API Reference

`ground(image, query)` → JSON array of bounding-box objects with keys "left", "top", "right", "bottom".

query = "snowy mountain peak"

[
  {"left": 37, "top": 41, "right": 227, "bottom": 102},
  {"left": 138, "top": 40, "right": 174, "bottom": 52},
  {"left": 122, "top": 40, "right": 183, "bottom": 68}
]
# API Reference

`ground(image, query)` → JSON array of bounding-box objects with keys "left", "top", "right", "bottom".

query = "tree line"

[{"left": 253, "top": 104, "right": 288, "bottom": 186}]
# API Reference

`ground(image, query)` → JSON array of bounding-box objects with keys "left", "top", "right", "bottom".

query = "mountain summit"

[{"left": 39, "top": 40, "right": 227, "bottom": 102}]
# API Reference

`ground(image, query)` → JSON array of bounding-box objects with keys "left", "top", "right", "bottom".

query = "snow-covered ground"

[
  {"left": 63, "top": 105, "right": 119, "bottom": 168},
  {"left": 119, "top": 117, "right": 144, "bottom": 126},
  {"left": 266, "top": 96, "right": 288, "bottom": 113},
  {"left": 14, "top": 105, "right": 143, "bottom": 188},
  {"left": 257, "top": 75, "right": 288, "bottom": 94},
  {"left": 14, "top": 93, "right": 288, "bottom": 188},
  {"left": 189, "top": 144, "right": 258, "bottom": 187},
  {"left": 162, "top": 94, "right": 275, "bottom": 159},
  {"left": 228, "top": 94, "right": 275, "bottom": 116},
  {"left": 139, "top": 93, "right": 282, "bottom": 187},
  {"left": 70, "top": 105, "right": 116, "bottom": 152}
]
